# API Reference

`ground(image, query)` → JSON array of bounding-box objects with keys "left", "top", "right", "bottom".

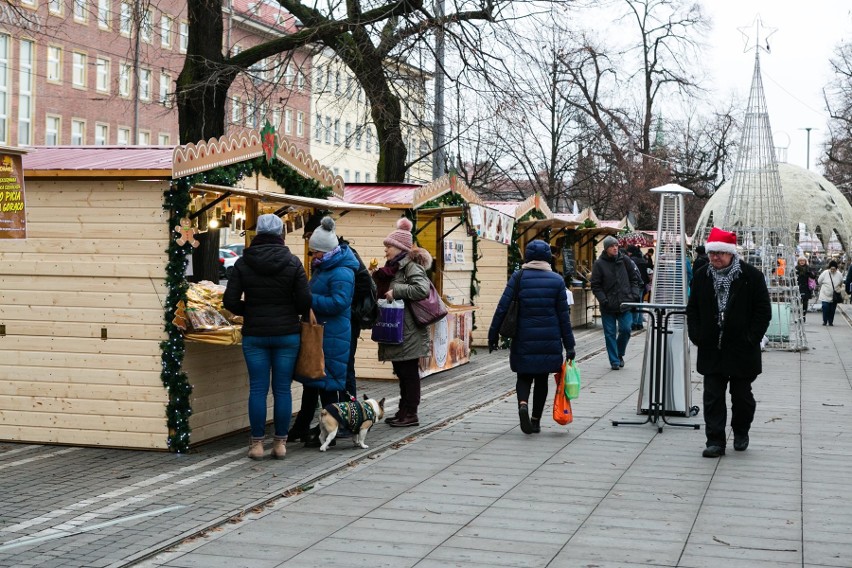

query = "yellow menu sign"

[{"left": 0, "top": 151, "right": 26, "bottom": 239}]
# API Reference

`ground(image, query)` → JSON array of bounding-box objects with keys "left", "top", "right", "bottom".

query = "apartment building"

[
  {"left": 310, "top": 48, "right": 433, "bottom": 184},
  {"left": 0, "top": 0, "right": 309, "bottom": 149}
]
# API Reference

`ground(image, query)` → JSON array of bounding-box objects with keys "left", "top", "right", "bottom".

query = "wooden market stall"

[{"left": 0, "top": 130, "right": 383, "bottom": 450}]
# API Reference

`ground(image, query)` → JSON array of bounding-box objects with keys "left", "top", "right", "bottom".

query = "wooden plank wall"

[
  {"left": 0, "top": 180, "right": 171, "bottom": 449},
  {"left": 471, "top": 239, "right": 509, "bottom": 346}
]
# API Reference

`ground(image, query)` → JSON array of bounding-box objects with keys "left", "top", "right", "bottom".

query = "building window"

[
  {"left": 355, "top": 128, "right": 362, "bottom": 150},
  {"left": 365, "top": 173, "right": 371, "bottom": 182},
  {"left": 259, "top": 103, "right": 268, "bottom": 126},
  {"left": 141, "top": 9, "right": 153, "bottom": 43},
  {"left": 117, "top": 126, "right": 130, "bottom": 145},
  {"left": 139, "top": 68, "right": 151, "bottom": 100},
  {"left": 137, "top": 130, "right": 150, "bottom": 145},
  {"left": 245, "top": 101, "right": 255, "bottom": 128},
  {"left": 97, "top": 0, "right": 110, "bottom": 28},
  {"left": 284, "top": 64, "right": 294, "bottom": 86},
  {"left": 47, "top": 46, "right": 62, "bottom": 83},
  {"left": 324, "top": 116, "right": 331, "bottom": 144},
  {"left": 335, "top": 71, "right": 341, "bottom": 94},
  {"left": 325, "top": 67, "right": 331, "bottom": 92},
  {"left": 0, "top": 34, "right": 8, "bottom": 144},
  {"left": 366, "top": 128, "right": 372, "bottom": 153},
  {"left": 73, "top": 0, "right": 88, "bottom": 22},
  {"left": 18, "top": 39, "right": 34, "bottom": 145},
  {"left": 71, "top": 119, "right": 86, "bottom": 145},
  {"left": 158, "top": 133, "right": 170, "bottom": 145},
  {"left": 120, "top": 3, "right": 131, "bottom": 36},
  {"left": 344, "top": 169, "right": 350, "bottom": 182},
  {"left": 72, "top": 52, "right": 87, "bottom": 88},
  {"left": 314, "top": 65, "right": 323, "bottom": 91},
  {"left": 272, "top": 109, "right": 281, "bottom": 130},
  {"left": 296, "top": 111, "right": 303, "bottom": 136},
  {"left": 346, "top": 76, "right": 352, "bottom": 97},
  {"left": 161, "top": 15, "right": 172, "bottom": 48},
  {"left": 179, "top": 22, "right": 188, "bottom": 53},
  {"left": 95, "top": 122, "right": 108, "bottom": 145},
  {"left": 45, "top": 115, "right": 61, "bottom": 145},
  {"left": 49, "top": 0, "right": 63, "bottom": 15},
  {"left": 118, "top": 62, "right": 131, "bottom": 97},
  {"left": 231, "top": 97, "right": 241, "bottom": 124},
  {"left": 96, "top": 58, "right": 109, "bottom": 92},
  {"left": 284, "top": 109, "right": 292, "bottom": 134},
  {"left": 355, "top": 171, "right": 361, "bottom": 182},
  {"left": 314, "top": 113, "right": 321, "bottom": 141},
  {"left": 159, "top": 72, "right": 170, "bottom": 106},
  {"left": 297, "top": 71, "right": 305, "bottom": 91},
  {"left": 333, "top": 119, "right": 340, "bottom": 145},
  {"left": 345, "top": 122, "right": 351, "bottom": 148}
]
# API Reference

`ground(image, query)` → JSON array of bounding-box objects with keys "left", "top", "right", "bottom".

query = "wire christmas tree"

[{"left": 696, "top": 18, "right": 807, "bottom": 351}]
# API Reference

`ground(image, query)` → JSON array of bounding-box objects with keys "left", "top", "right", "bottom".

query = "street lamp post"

[{"left": 799, "top": 127, "right": 816, "bottom": 170}]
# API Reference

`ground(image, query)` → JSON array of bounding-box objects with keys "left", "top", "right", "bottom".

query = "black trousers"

[
  {"left": 516, "top": 373, "right": 549, "bottom": 421},
  {"left": 392, "top": 359, "right": 421, "bottom": 417},
  {"left": 703, "top": 373, "right": 756, "bottom": 448}
]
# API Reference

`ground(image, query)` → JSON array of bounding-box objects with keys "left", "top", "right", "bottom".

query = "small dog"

[{"left": 318, "top": 395, "right": 385, "bottom": 452}]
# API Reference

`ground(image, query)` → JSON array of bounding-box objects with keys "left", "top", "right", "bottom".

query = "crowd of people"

[{"left": 222, "top": 214, "right": 848, "bottom": 461}]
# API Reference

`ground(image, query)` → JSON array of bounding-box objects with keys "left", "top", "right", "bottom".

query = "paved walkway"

[{"left": 2, "top": 308, "right": 851, "bottom": 567}]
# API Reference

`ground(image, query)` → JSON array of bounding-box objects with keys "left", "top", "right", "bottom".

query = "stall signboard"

[
  {"left": 419, "top": 306, "right": 474, "bottom": 377},
  {"left": 469, "top": 205, "right": 514, "bottom": 245},
  {"left": 0, "top": 151, "right": 26, "bottom": 239}
]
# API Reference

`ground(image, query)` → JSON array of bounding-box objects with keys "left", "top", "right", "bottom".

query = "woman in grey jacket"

[{"left": 372, "top": 218, "right": 431, "bottom": 427}]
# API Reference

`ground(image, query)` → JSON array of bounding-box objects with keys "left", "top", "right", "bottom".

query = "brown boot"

[
  {"left": 248, "top": 438, "right": 265, "bottom": 460},
  {"left": 271, "top": 437, "right": 286, "bottom": 460},
  {"left": 388, "top": 413, "right": 419, "bottom": 427}
]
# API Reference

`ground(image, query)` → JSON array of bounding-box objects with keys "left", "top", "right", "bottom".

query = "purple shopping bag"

[{"left": 371, "top": 299, "right": 405, "bottom": 344}]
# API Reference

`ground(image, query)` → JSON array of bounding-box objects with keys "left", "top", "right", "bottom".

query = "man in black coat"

[
  {"left": 692, "top": 245, "right": 709, "bottom": 275},
  {"left": 591, "top": 236, "right": 644, "bottom": 371},
  {"left": 626, "top": 245, "right": 650, "bottom": 330},
  {"left": 686, "top": 228, "right": 771, "bottom": 458}
]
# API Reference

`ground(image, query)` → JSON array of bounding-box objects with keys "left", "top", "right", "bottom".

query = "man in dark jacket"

[
  {"left": 692, "top": 245, "right": 709, "bottom": 275},
  {"left": 626, "top": 245, "right": 650, "bottom": 330},
  {"left": 686, "top": 228, "right": 771, "bottom": 459},
  {"left": 591, "top": 236, "right": 644, "bottom": 370}
]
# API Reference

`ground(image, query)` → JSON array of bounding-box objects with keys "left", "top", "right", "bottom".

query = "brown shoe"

[
  {"left": 271, "top": 437, "right": 286, "bottom": 460},
  {"left": 388, "top": 414, "right": 419, "bottom": 427},
  {"left": 248, "top": 438, "right": 265, "bottom": 460}
]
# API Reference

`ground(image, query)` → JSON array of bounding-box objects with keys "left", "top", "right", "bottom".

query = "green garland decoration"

[
  {"left": 508, "top": 208, "right": 548, "bottom": 277},
  {"left": 161, "top": 158, "right": 332, "bottom": 453}
]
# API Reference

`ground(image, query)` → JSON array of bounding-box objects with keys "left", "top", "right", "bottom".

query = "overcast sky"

[{"left": 705, "top": 1, "right": 852, "bottom": 173}]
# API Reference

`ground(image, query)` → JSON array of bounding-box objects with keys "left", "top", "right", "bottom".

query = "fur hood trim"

[{"left": 407, "top": 246, "right": 433, "bottom": 269}]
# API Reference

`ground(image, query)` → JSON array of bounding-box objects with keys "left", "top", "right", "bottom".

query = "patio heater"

[{"left": 636, "top": 184, "right": 694, "bottom": 416}]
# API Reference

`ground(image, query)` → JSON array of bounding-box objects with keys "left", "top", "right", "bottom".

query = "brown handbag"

[{"left": 295, "top": 310, "right": 325, "bottom": 380}]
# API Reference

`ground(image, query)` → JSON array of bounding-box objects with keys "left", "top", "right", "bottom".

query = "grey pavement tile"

[
  {"left": 309, "top": 535, "right": 436, "bottom": 557},
  {"left": 677, "top": 553, "right": 803, "bottom": 568},
  {"left": 153, "top": 552, "right": 284, "bottom": 568},
  {"left": 279, "top": 548, "right": 420, "bottom": 567},
  {"left": 423, "top": 545, "right": 555, "bottom": 567},
  {"left": 680, "top": 539, "right": 802, "bottom": 564}
]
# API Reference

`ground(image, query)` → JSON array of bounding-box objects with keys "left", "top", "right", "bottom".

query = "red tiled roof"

[
  {"left": 344, "top": 183, "right": 421, "bottom": 205},
  {"left": 22, "top": 146, "right": 174, "bottom": 175}
]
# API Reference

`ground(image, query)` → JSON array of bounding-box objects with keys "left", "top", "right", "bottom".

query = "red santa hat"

[{"left": 704, "top": 227, "right": 738, "bottom": 255}]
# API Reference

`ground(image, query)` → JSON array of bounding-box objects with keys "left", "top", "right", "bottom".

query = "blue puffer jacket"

[
  {"left": 305, "top": 245, "right": 359, "bottom": 391},
  {"left": 489, "top": 240, "right": 575, "bottom": 374}
]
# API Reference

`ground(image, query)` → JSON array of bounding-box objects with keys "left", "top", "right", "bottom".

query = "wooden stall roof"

[
  {"left": 344, "top": 183, "right": 421, "bottom": 208},
  {"left": 193, "top": 183, "right": 389, "bottom": 212},
  {"left": 22, "top": 146, "right": 174, "bottom": 179}
]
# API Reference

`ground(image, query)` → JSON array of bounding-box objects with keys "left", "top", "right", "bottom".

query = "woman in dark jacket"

[
  {"left": 223, "top": 214, "right": 311, "bottom": 460},
  {"left": 372, "top": 217, "right": 432, "bottom": 428},
  {"left": 488, "top": 240, "right": 576, "bottom": 434},
  {"left": 795, "top": 256, "right": 815, "bottom": 320}
]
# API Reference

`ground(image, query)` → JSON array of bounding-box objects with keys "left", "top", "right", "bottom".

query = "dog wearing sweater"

[{"left": 318, "top": 395, "right": 385, "bottom": 451}]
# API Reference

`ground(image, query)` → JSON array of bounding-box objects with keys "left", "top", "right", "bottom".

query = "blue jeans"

[
  {"left": 601, "top": 311, "right": 633, "bottom": 366},
  {"left": 241, "top": 333, "right": 300, "bottom": 438}
]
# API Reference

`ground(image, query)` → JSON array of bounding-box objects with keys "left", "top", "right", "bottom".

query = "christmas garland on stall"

[
  {"left": 507, "top": 208, "right": 548, "bottom": 276},
  {"left": 161, "top": 157, "right": 331, "bottom": 453},
  {"left": 417, "top": 192, "right": 481, "bottom": 334}
]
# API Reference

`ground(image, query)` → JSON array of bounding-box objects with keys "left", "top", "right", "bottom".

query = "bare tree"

[
  {"left": 823, "top": 38, "right": 852, "bottom": 204},
  {"left": 177, "top": 0, "right": 525, "bottom": 182}
]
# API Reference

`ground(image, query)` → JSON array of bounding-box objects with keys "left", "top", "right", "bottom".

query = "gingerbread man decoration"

[{"left": 174, "top": 217, "right": 200, "bottom": 248}]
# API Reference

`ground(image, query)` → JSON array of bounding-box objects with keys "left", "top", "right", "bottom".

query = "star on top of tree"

[{"left": 738, "top": 15, "right": 777, "bottom": 54}]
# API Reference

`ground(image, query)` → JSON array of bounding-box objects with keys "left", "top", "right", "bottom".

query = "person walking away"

[
  {"left": 626, "top": 245, "right": 650, "bottom": 330},
  {"left": 223, "top": 214, "right": 311, "bottom": 460},
  {"left": 692, "top": 245, "right": 709, "bottom": 274},
  {"left": 795, "top": 256, "right": 816, "bottom": 321},
  {"left": 489, "top": 240, "right": 575, "bottom": 434},
  {"left": 686, "top": 227, "right": 771, "bottom": 458},
  {"left": 591, "top": 236, "right": 644, "bottom": 370},
  {"left": 291, "top": 217, "right": 359, "bottom": 447},
  {"left": 644, "top": 248, "right": 655, "bottom": 270},
  {"left": 817, "top": 260, "right": 843, "bottom": 326},
  {"left": 372, "top": 217, "right": 432, "bottom": 427}
]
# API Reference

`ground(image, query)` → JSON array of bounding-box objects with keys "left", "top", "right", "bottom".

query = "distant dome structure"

[{"left": 694, "top": 162, "right": 852, "bottom": 252}]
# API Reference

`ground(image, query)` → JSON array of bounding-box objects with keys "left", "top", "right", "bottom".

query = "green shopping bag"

[{"left": 564, "top": 360, "right": 581, "bottom": 400}]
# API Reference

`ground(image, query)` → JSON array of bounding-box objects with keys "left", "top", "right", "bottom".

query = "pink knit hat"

[{"left": 384, "top": 217, "right": 413, "bottom": 252}]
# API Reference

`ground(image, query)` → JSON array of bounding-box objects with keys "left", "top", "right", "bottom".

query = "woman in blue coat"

[
  {"left": 489, "top": 240, "right": 576, "bottom": 434},
  {"left": 291, "top": 216, "right": 359, "bottom": 444}
]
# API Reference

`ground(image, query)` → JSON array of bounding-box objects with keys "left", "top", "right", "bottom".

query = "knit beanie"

[
  {"left": 308, "top": 216, "right": 339, "bottom": 252},
  {"left": 383, "top": 217, "right": 413, "bottom": 252},
  {"left": 256, "top": 213, "right": 283, "bottom": 235},
  {"left": 602, "top": 235, "right": 619, "bottom": 249}
]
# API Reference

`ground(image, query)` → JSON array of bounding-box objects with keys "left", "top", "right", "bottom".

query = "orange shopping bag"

[{"left": 553, "top": 365, "right": 573, "bottom": 425}]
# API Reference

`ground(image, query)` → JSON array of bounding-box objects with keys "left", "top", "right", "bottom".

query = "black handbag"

[
  {"left": 499, "top": 270, "right": 523, "bottom": 338},
  {"left": 833, "top": 290, "right": 843, "bottom": 304}
]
